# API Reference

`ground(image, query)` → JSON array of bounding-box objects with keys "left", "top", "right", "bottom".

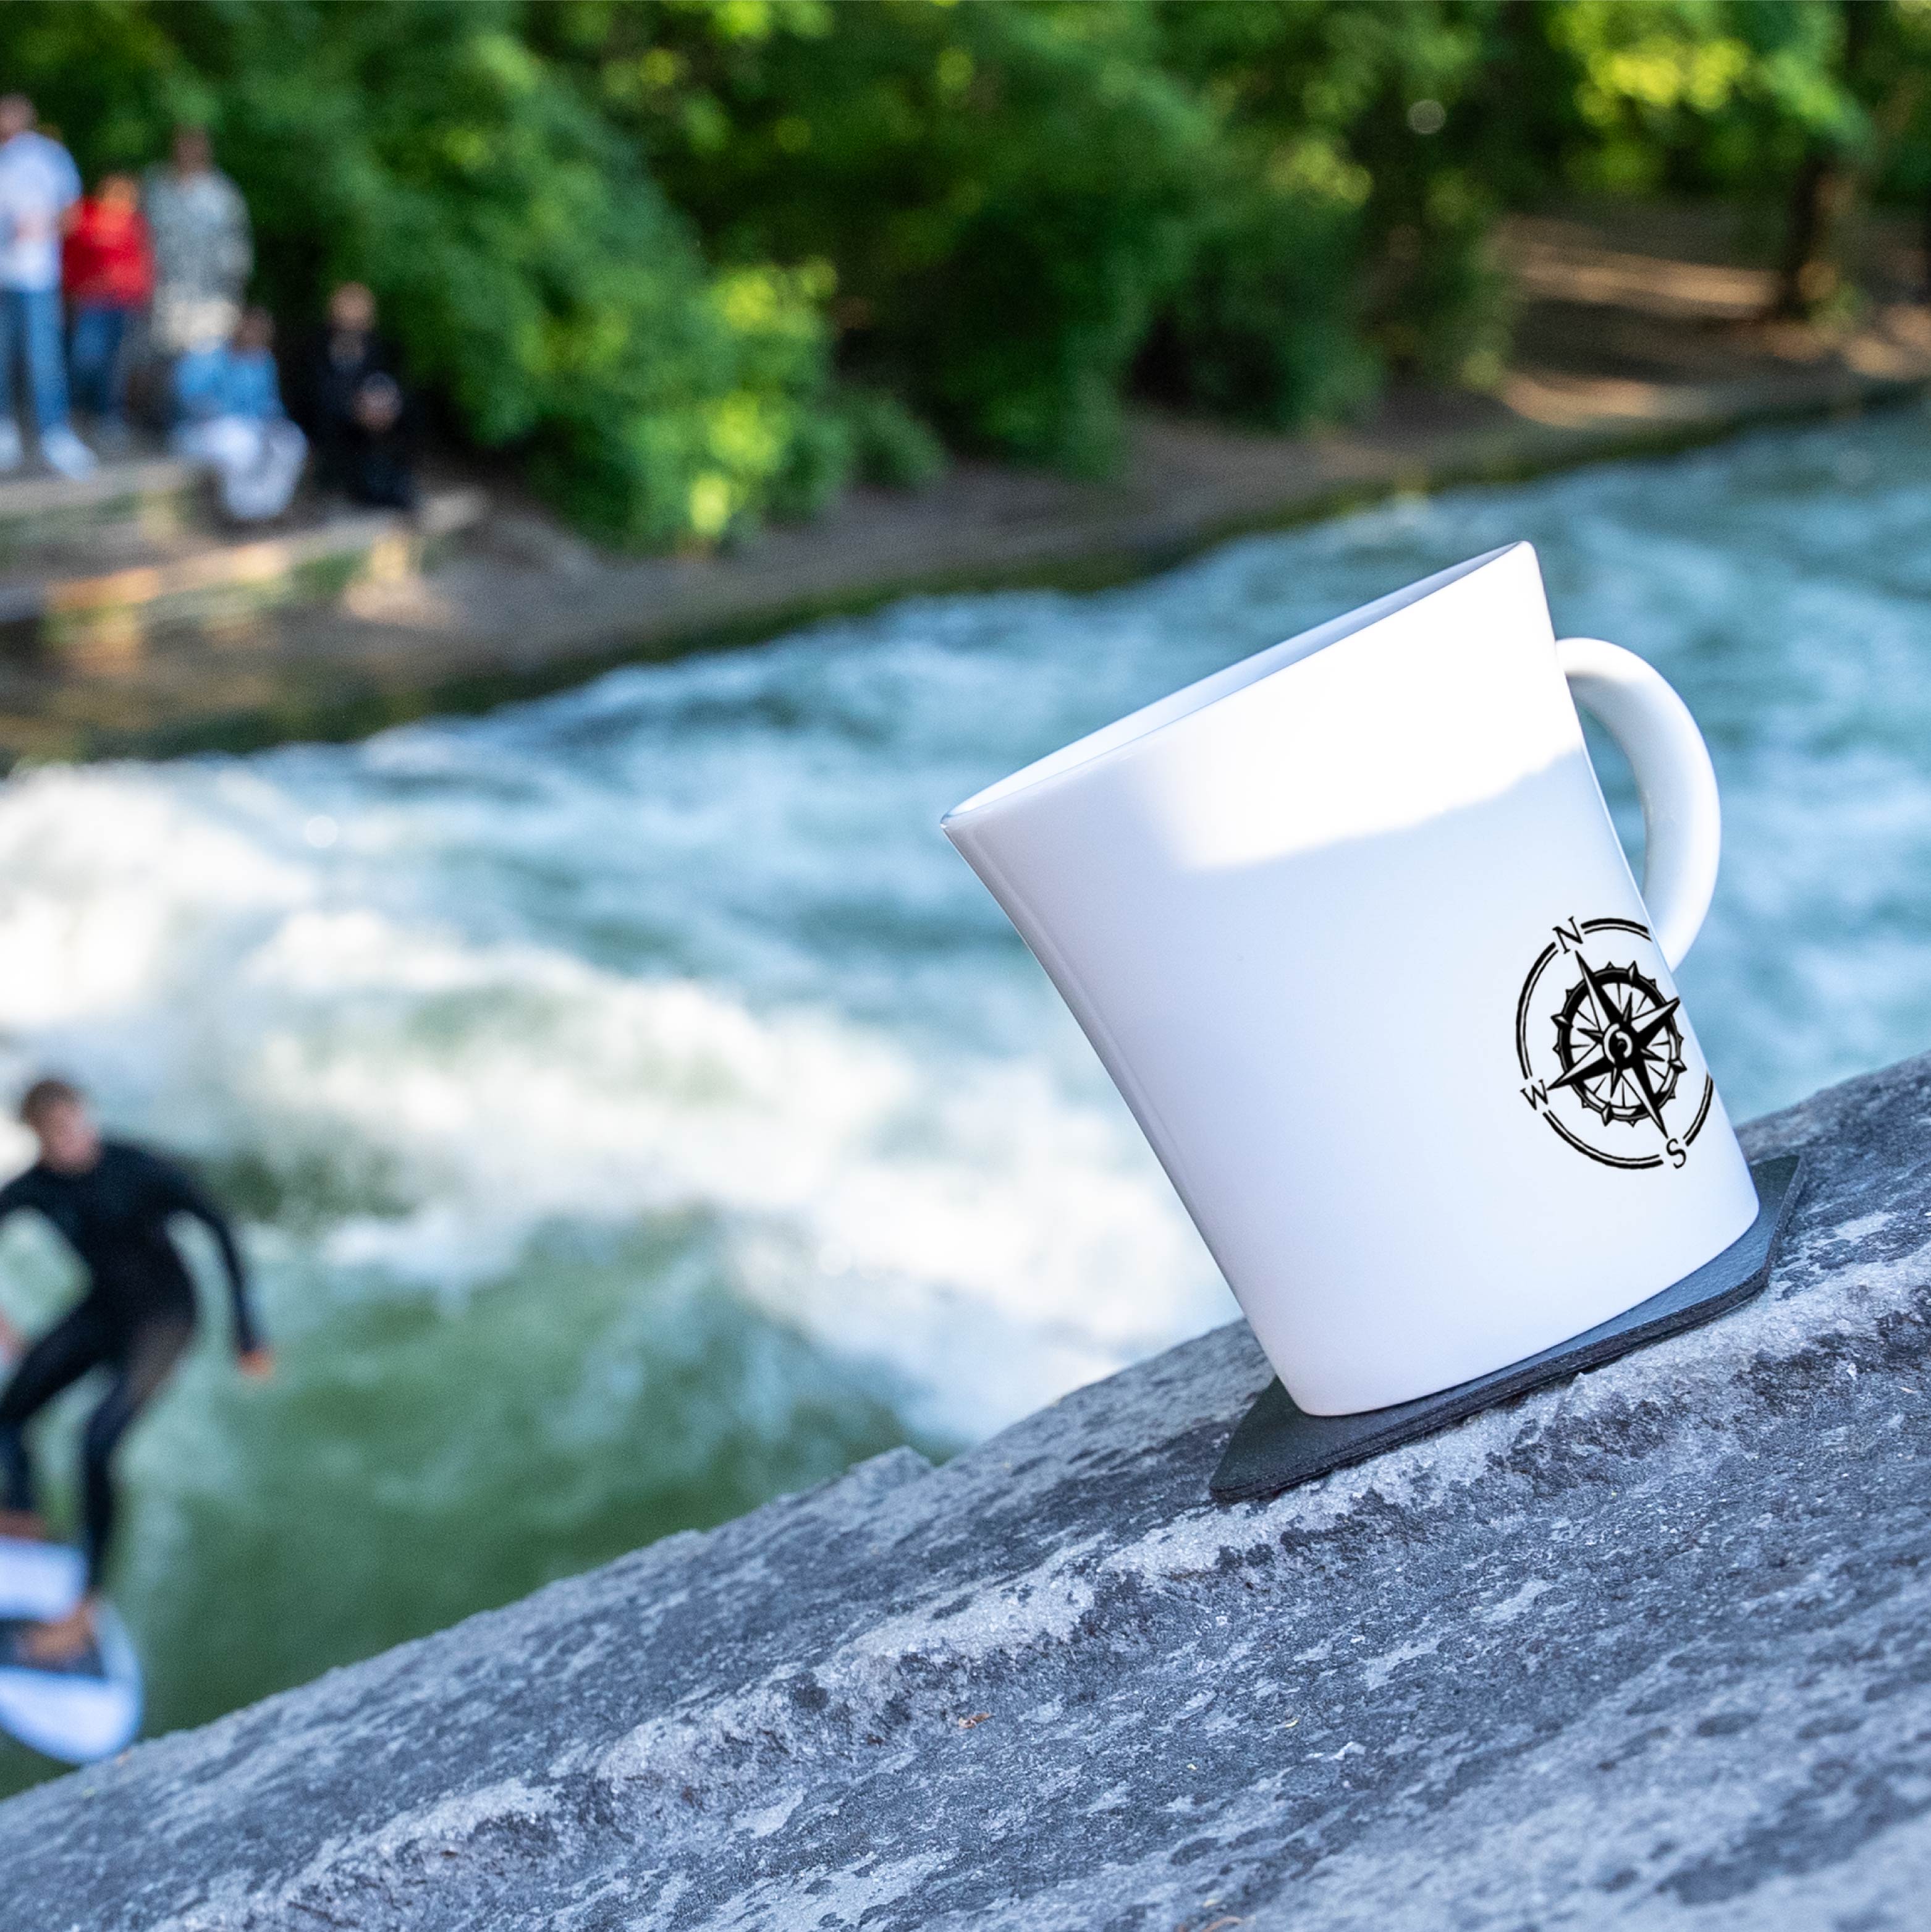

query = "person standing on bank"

[
  {"left": 0, "top": 94, "right": 96, "bottom": 479},
  {"left": 0, "top": 1080, "right": 271, "bottom": 1664},
  {"left": 142, "top": 125, "right": 250, "bottom": 370},
  {"left": 62, "top": 171, "right": 154, "bottom": 446}
]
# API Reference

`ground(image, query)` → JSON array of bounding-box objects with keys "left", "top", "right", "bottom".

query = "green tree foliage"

[
  {"left": 549, "top": 0, "right": 1219, "bottom": 477},
  {"left": 1149, "top": 1, "right": 1521, "bottom": 414},
  {"left": 5, "top": 1, "right": 1927, "bottom": 543},
  {"left": 7, "top": 0, "right": 832, "bottom": 545},
  {"left": 1536, "top": 1, "right": 1931, "bottom": 314},
  {"left": 1545, "top": 0, "right": 1851, "bottom": 196}
]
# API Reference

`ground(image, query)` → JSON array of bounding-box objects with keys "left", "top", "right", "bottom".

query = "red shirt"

[{"left": 61, "top": 197, "right": 154, "bottom": 307}]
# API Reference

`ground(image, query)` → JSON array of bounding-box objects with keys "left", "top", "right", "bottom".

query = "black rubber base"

[{"left": 1211, "top": 1153, "right": 1805, "bottom": 1505}]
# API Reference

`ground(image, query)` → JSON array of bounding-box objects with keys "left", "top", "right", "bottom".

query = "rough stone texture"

[{"left": 7, "top": 1051, "right": 1931, "bottom": 1928}]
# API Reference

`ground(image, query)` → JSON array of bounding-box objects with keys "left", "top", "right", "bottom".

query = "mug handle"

[{"left": 1556, "top": 637, "right": 1720, "bottom": 973}]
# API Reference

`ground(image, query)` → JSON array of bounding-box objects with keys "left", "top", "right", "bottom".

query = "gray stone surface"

[{"left": 6, "top": 1052, "right": 1931, "bottom": 1928}]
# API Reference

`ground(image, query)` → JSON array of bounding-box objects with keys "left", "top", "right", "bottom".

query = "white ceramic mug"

[{"left": 943, "top": 541, "right": 1758, "bottom": 1416}]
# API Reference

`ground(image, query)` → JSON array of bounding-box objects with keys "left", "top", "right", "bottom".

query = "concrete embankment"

[{"left": 5, "top": 1046, "right": 1931, "bottom": 1927}]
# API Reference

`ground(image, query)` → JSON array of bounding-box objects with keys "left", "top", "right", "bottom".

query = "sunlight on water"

[{"left": 1, "top": 405, "right": 1927, "bottom": 1774}]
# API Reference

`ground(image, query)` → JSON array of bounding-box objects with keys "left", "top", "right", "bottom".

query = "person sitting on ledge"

[
  {"left": 307, "top": 281, "right": 418, "bottom": 511},
  {"left": 172, "top": 305, "right": 307, "bottom": 521},
  {"left": 0, "top": 1078, "right": 271, "bottom": 1666}
]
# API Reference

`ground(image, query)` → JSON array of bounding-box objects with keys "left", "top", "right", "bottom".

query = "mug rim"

[{"left": 942, "top": 540, "right": 1527, "bottom": 829}]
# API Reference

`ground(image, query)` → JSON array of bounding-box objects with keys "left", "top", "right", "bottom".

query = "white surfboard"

[{"left": 0, "top": 1535, "right": 142, "bottom": 1764}]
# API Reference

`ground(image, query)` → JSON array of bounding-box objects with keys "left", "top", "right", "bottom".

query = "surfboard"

[{"left": 0, "top": 1535, "right": 141, "bottom": 1764}]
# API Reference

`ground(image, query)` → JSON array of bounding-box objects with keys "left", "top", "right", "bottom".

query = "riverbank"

[{"left": 0, "top": 203, "right": 1926, "bottom": 766}]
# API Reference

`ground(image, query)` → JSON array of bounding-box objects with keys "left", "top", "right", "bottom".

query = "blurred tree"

[
  {"left": 1149, "top": 1, "right": 1517, "bottom": 415},
  {"left": 6, "top": 0, "right": 835, "bottom": 546},
  {"left": 7, "top": 1, "right": 1927, "bottom": 544},
  {"left": 545, "top": 0, "right": 1217, "bottom": 476},
  {"left": 1819, "top": 1, "right": 1931, "bottom": 313},
  {"left": 1542, "top": 0, "right": 1931, "bottom": 319}
]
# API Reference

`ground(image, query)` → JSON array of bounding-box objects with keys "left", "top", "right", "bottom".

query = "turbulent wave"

[{"left": 0, "top": 404, "right": 1927, "bottom": 1760}]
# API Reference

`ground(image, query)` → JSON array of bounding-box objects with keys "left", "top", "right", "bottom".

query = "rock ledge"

[{"left": 6, "top": 1052, "right": 1931, "bottom": 1929}]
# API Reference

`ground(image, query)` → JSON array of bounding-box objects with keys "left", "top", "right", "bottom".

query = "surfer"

[{"left": 0, "top": 1078, "right": 270, "bottom": 1664}]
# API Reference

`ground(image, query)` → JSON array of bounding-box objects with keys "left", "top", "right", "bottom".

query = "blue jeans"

[
  {"left": 69, "top": 303, "right": 132, "bottom": 424},
  {"left": 0, "top": 286, "right": 69, "bottom": 434}
]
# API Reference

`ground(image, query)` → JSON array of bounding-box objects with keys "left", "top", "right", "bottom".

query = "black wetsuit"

[{"left": 0, "top": 1142, "right": 258, "bottom": 1590}]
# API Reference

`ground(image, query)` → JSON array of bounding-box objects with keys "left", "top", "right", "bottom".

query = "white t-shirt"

[{"left": 0, "top": 132, "right": 81, "bottom": 292}]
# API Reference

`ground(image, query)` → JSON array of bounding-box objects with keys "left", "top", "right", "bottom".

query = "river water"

[{"left": 1, "top": 407, "right": 1927, "bottom": 1781}]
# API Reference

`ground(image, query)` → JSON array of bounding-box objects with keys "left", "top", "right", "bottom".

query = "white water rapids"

[{"left": 0, "top": 405, "right": 1927, "bottom": 1757}]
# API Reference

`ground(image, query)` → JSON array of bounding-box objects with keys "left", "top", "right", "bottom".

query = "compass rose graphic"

[
  {"left": 1515, "top": 916, "right": 1713, "bottom": 1171},
  {"left": 1552, "top": 958, "right": 1684, "bottom": 1126}
]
